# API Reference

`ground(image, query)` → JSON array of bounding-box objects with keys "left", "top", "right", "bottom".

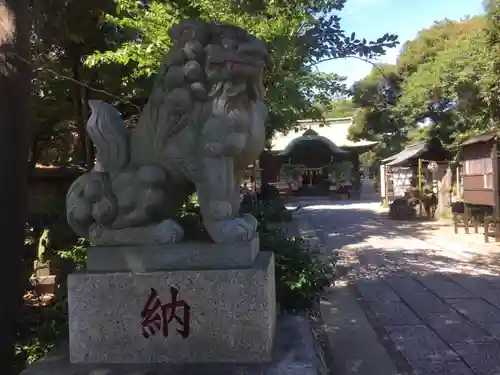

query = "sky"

[{"left": 319, "top": 0, "right": 486, "bottom": 88}]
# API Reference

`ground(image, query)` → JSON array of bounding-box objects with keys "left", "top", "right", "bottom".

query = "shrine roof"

[
  {"left": 460, "top": 132, "right": 497, "bottom": 147},
  {"left": 270, "top": 117, "right": 378, "bottom": 152},
  {"left": 384, "top": 137, "right": 450, "bottom": 166},
  {"left": 385, "top": 141, "right": 428, "bottom": 166}
]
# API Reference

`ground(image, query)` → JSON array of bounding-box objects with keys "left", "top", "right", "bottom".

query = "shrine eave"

[
  {"left": 340, "top": 142, "right": 379, "bottom": 153},
  {"left": 271, "top": 116, "right": 378, "bottom": 153},
  {"left": 276, "top": 134, "right": 349, "bottom": 156}
]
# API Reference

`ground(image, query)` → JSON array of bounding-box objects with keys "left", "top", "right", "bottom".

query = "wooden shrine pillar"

[{"left": 0, "top": 1, "right": 31, "bottom": 373}]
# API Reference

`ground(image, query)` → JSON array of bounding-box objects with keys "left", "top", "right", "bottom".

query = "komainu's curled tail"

[
  {"left": 66, "top": 100, "right": 129, "bottom": 238},
  {"left": 86, "top": 100, "right": 129, "bottom": 173}
]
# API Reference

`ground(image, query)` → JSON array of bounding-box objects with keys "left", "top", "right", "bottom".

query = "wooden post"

[
  {"left": 418, "top": 158, "right": 423, "bottom": 217},
  {"left": 492, "top": 140, "right": 500, "bottom": 240},
  {"left": 0, "top": 1, "right": 30, "bottom": 373},
  {"left": 464, "top": 204, "right": 470, "bottom": 234},
  {"left": 385, "top": 165, "right": 390, "bottom": 204},
  {"left": 491, "top": 142, "right": 500, "bottom": 233},
  {"left": 485, "top": 217, "right": 490, "bottom": 243}
]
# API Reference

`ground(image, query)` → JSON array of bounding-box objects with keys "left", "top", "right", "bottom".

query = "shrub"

[
  {"left": 259, "top": 223, "right": 335, "bottom": 312},
  {"left": 16, "top": 238, "right": 89, "bottom": 367},
  {"left": 240, "top": 190, "right": 293, "bottom": 224},
  {"left": 388, "top": 197, "right": 417, "bottom": 219}
]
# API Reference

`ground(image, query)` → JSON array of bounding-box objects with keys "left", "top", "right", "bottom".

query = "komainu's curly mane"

[{"left": 129, "top": 20, "right": 267, "bottom": 166}]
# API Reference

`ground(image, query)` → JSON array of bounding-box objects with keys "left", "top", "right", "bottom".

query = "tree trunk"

[
  {"left": 71, "top": 58, "right": 89, "bottom": 168},
  {"left": 81, "top": 85, "right": 94, "bottom": 169},
  {"left": 437, "top": 166, "right": 453, "bottom": 218},
  {"left": 28, "top": 135, "right": 40, "bottom": 170},
  {"left": 0, "top": 1, "right": 30, "bottom": 373}
]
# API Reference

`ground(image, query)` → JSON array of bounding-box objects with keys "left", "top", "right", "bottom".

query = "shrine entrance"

[
  {"left": 301, "top": 168, "right": 328, "bottom": 187},
  {"left": 299, "top": 167, "right": 333, "bottom": 196},
  {"left": 279, "top": 164, "right": 332, "bottom": 195},
  {"left": 261, "top": 118, "right": 379, "bottom": 198},
  {"left": 270, "top": 129, "right": 358, "bottom": 196}
]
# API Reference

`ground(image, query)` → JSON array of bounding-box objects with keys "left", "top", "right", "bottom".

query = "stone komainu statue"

[{"left": 66, "top": 20, "right": 268, "bottom": 246}]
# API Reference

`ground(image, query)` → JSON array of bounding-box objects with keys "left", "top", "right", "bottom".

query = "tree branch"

[{"left": 307, "top": 55, "right": 392, "bottom": 81}]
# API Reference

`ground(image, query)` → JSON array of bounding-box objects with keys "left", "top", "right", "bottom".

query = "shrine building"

[{"left": 258, "top": 117, "right": 377, "bottom": 196}]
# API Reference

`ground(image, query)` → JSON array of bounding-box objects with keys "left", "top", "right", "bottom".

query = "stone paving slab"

[
  {"left": 320, "top": 287, "right": 399, "bottom": 375},
  {"left": 396, "top": 289, "right": 452, "bottom": 316},
  {"left": 422, "top": 310, "right": 493, "bottom": 344},
  {"left": 476, "top": 290, "right": 500, "bottom": 309},
  {"left": 416, "top": 276, "right": 476, "bottom": 299},
  {"left": 369, "top": 301, "right": 422, "bottom": 327},
  {"left": 386, "top": 277, "right": 428, "bottom": 295},
  {"left": 449, "top": 275, "right": 494, "bottom": 295},
  {"left": 479, "top": 322, "right": 500, "bottom": 339},
  {"left": 385, "top": 325, "right": 460, "bottom": 363},
  {"left": 410, "top": 361, "right": 475, "bottom": 375},
  {"left": 447, "top": 298, "right": 500, "bottom": 324},
  {"left": 452, "top": 341, "right": 500, "bottom": 375},
  {"left": 356, "top": 280, "right": 401, "bottom": 302}
]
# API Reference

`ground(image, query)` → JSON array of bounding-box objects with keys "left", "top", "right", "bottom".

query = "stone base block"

[
  {"left": 86, "top": 236, "right": 259, "bottom": 272},
  {"left": 68, "top": 252, "right": 276, "bottom": 364},
  {"left": 20, "top": 314, "right": 323, "bottom": 375}
]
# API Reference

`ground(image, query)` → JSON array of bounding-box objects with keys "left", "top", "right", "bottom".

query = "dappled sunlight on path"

[{"left": 295, "top": 199, "right": 500, "bottom": 375}]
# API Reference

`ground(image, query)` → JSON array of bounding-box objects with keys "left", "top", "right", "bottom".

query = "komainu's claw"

[{"left": 89, "top": 219, "right": 184, "bottom": 246}]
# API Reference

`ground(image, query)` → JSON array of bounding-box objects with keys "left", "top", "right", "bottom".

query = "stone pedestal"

[
  {"left": 20, "top": 314, "right": 322, "bottom": 375},
  {"left": 68, "top": 242, "right": 276, "bottom": 364}
]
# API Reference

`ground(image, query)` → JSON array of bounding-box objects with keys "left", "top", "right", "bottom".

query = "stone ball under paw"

[
  {"left": 83, "top": 178, "right": 104, "bottom": 202},
  {"left": 71, "top": 203, "right": 92, "bottom": 223},
  {"left": 92, "top": 195, "right": 117, "bottom": 225},
  {"left": 114, "top": 184, "right": 137, "bottom": 214}
]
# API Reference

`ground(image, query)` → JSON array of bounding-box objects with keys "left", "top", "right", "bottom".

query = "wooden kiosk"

[
  {"left": 455, "top": 133, "right": 500, "bottom": 242},
  {"left": 381, "top": 137, "right": 450, "bottom": 203}
]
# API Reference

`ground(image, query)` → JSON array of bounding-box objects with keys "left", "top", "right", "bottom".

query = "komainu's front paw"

[
  {"left": 205, "top": 213, "right": 258, "bottom": 243},
  {"left": 89, "top": 219, "right": 184, "bottom": 246}
]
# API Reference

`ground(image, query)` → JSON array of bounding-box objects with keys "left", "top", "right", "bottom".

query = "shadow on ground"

[
  {"left": 290, "top": 199, "right": 500, "bottom": 275},
  {"left": 294, "top": 199, "right": 500, "bottom": 375}
]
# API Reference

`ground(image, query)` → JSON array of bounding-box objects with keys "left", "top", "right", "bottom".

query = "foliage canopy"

[{"left": 348, "top": 9, "right": 500, "bottom": 166}]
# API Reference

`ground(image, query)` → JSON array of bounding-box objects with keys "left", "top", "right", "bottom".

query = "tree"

[
  {"left": 28, "top": 0, "right": 125, "bottom": 169},
  {"left": 483, "top": 0, "right": 500, "bottom": 127},
  {"left": 86, "top": 0, "right": 398, "bottom": 139},
  {"left": 349, "top": 15, "right": 496, "bottom": 156},
  {"left": 324, "top": 98, "right": 358, "bottom": 118},
  {"left": 349, "top": 65, "right": 405, "bottom": 141},
  {"left": 396, "top": 24, "right": 490, "bottom": 144},
  {"left": 346, "top": 63, "right": 406, "bottom": 165},
  {"left": 397, "top": 17, "right": 485, "bottom": 77},
  {"left": 0, "top": 1, "right": 30, "bottom": 373}
]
